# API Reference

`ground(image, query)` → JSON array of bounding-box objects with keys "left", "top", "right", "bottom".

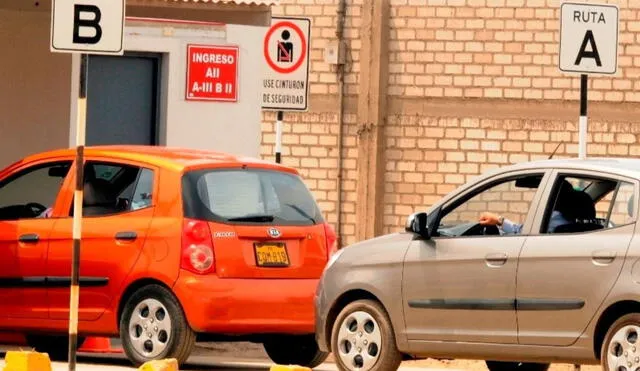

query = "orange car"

[{"left": 0, "top": 145, "right": 337, "bottom": 367}]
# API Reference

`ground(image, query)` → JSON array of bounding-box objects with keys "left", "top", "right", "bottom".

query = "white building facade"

[{"left": 0, "top": 0, "right": 276, "bottom": 168}]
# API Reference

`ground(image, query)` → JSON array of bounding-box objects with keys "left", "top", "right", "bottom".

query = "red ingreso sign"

[{"left": 186, "top": 44, "right": 238, "bottom": 102}]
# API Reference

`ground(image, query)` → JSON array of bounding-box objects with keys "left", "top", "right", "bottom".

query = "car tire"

[
  {"left": 119, "top": 284, "right": 195, "bottom": 367},
  {"left": 26, "top": 335, "right": 85, "bottom": 362},
  {"left": 263, "top": 335, "right": 329, "bottom": 368},
  {"left": 331, "top": 299, "right": 402, "bottom": 371},
  {"left": 485, "top": 361, "right": 550, "bottom": 371},
  {"left": 600, "top": 313, "right": 640, "bottom": 371}
]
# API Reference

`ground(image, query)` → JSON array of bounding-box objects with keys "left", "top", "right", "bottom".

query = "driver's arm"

[
  {"left": 479, "top": 212, "right": 523, "bottom": 234},
  {"left": 500, "top": 218, "right": 522, "bottom": 234}
]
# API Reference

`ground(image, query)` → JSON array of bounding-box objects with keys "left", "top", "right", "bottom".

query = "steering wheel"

[
  {"left": 460, "top": 222, "right": 500, "bottom": 236},
  {"left": 25, "top": 202, "right": 47, "bottom": 216},
  {"left": 481, "top": 224, "right": 500, "bottom": 236}
]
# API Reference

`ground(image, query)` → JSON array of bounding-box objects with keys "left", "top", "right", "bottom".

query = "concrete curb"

[
  {"left": 269, "top": 366, "right": 312, "bottom": 371},
  {"left": 138, "top": 358, "right": 179, "bottom": 371},
  {"left": 2, "top": 351, "right": 52, "bottom": 371}
]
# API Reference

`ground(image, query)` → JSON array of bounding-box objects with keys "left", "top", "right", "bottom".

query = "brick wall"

[
  {"left": 260, "top": 1, "right": 640, "bottom": 246},
  {"left": 387, "top": 0, "right": 640, "bottom": 101}
]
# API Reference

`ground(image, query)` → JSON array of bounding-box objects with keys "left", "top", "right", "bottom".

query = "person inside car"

[
  {"left": 479, "top": 180, "right": 577, "bottom": 234},
  {"left": 35, "top": 166, "right": 110, "bottom": 218},
  {"left": 478, "top": 210, "right": 571, "bottom": 234}
]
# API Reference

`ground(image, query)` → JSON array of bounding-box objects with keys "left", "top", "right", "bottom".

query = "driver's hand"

[{"left": 479, "top": 212, "right": 500, "bottom": 226}]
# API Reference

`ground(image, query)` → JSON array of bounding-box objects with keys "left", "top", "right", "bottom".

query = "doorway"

[{"left": 86, "top": 53, "right": 161, "bottom": 146}]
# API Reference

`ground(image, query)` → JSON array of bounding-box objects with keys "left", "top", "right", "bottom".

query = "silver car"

[{"left": 315, "top": 158, "right": 640, "bottom": 371}]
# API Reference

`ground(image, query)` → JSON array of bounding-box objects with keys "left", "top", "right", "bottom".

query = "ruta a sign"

[{"left": 559, "top": 2, "right": 619, "bottom": 75}]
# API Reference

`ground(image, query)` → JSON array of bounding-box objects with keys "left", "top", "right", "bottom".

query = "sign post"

[
  {"left": 50, "top": 1, "right": 125, "bottom": 370},
  {"left": 261, "top": 17, "right": 311, "bottom": 163},
  {"left": 275, "top": 111, "right": 283, "bottom": 163},
  {"left": 559, "top": 2, "right": 619, "bottom": 159}
]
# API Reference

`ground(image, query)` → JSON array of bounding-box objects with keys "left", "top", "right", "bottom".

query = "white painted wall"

[
  {"left": 69, "top": 20, "right": 266, "bottom": 159},
  {"left": 0, "top": 14, "right": 265, "bottom": 170},
  {"left": 0, "top": 9, "right": 72, "bottom": 168}
]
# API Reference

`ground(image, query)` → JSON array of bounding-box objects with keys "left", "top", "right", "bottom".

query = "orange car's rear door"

[
  {"left": 47, "top": 159, "right": 156, "bottom": 321},
  {"left": 181, "top": 167, "right": 332, "bottom": 279}
]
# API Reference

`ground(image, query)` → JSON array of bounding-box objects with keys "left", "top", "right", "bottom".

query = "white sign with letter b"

[{"left": 51, "top": 0, "right": 125, "bottom": 55}]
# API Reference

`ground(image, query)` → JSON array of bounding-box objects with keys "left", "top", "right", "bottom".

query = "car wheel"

[
  {"left": 331, "top": 299, "right": 402, "bottom": 371},
  {"left": 601, "top": 313, "right": 640, "bottom": 371},
  {"left": 485, "top": 361, "right": 550, "bottom": 371},
  {"left": 26, "top": 335, "right": 85, "bottom": 362},
  {"left": 263, "top": 335, "right": 329, "bottom": 368},
  {"left": 119, "top": 284, "right": 195, "bottom": 367}
]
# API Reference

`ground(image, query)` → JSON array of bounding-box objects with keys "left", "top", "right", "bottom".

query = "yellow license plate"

[{"left": 254, "top": 243, "right": 290, "bottom": 267}]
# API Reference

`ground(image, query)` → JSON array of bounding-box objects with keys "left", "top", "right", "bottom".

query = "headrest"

[
  {"left": 553, "top": 180, "right": 576, "bottom": 213},
  {"left": 83, "top": 179, "right": 113, "bottom": 206},
  {"left": 84, "top": 165, "right": 96, "bottom": 182},
  {"left": 562, "top": 190, "right": 596, "bottom": 221}
]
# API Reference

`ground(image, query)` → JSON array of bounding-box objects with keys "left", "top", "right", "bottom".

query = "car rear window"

[{"left": 182, "top": 168, "right": 324, "bottom": 226}]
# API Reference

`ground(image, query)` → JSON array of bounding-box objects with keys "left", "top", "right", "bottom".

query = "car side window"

[
  {"left": 70, "top": 162, "right": 155, "bottom": 217},
  {"left": 436, "top": 173, "right": 543, "bottom": 238},
  {"left": 130, "top": 168, "right": 154, "bottom": 211},
  {"left": 541, "top": 175, "right": 635, "bottom": 234},
  {"left": 609, "top": 182, "right": 636, "bottom": 227},
  {"left": 0, "top": 161, "right": 72, "bottom": 220}
]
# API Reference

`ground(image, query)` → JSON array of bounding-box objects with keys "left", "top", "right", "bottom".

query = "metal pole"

[
  {"left": 335, "top": 0, "right": 346, "bottom": 248},
  {"left": 68, "top": 53, "right": 88, "bottom": 371},
  {"left": 275, "top": 110, "right": 283, "bottom": 163},
  {"left": 579, "top": 74, "right": 588, "bottom": 159}
]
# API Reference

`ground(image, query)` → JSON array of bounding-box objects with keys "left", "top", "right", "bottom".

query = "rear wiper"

[
  {"left": 227, "top": 214, "right": 275, "bottom": 222},
  {"left": 285, "top": 203, "right": 316, "bottom": 224}
]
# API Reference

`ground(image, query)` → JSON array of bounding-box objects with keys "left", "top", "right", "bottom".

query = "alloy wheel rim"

[
  {"left": 128, "top": 298, "right": 172, "bottom": 358},
  {"left": 608, "top": 325, "right": 640, "bottom": 371},
  {"left": 337, "top": 310, "right": 383, "bottom": 370}
]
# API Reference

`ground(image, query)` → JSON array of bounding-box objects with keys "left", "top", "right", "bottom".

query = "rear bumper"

[{"left": 173, "top": 270, "right": 319, "bottom": 335}]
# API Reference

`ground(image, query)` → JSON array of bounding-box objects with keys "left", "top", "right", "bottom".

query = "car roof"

[
  {"left": 425, "top": 157, "right": 640, "bottom": 214},
  {"left": 13, "top": 145, "right": 299, "bottom": 175},
  {"left": 486, "top": 157, "right": 640, "bottom": 179}
]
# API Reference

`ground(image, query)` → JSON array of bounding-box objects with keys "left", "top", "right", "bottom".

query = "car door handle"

[
  {"left": 115, "top": 231, "right": 137, "bottom": 241},
  {"left": 485, "top": 253, "right": 508, "bottom": 267},
  {"left": 18, "top": 233, "right": 39, "bottom": 244},
  {"left": 592, "top": 250, "right": 616, "bottom": 265}
]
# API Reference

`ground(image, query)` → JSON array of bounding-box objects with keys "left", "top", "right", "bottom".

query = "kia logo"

[{"left": 268, "top": 227, "right": 281, "bottom": 238}]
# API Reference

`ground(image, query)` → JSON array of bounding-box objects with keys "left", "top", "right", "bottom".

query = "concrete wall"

[
  {"left": 69, "top": 20, "right": 266, "bottom": 159},
  {"left": 0, "top": 9, "right": 72, "bottom": 168},
  {"left": 259, "top": 1, "right": 640, "bottom": 247}
]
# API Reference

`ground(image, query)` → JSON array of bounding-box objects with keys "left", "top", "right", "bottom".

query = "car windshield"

[{"left": 182, "top": 168, "right": 323, "bottom": 226}]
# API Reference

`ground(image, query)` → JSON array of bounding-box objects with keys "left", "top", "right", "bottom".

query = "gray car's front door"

[
  {"left": 403, "top": 170, "right": 550, "bottom": 345},
  {"left": 517, "top": 170, "right": 637, "bottom": 346}
]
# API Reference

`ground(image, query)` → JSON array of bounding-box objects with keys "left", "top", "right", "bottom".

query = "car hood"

[{"left": 337, "top": 231, "right": 415, "bottom": 267}]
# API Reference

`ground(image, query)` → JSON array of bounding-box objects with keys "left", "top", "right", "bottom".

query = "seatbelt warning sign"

[{"left": 262, "top": 17, "right": 311, "bottom": 111}]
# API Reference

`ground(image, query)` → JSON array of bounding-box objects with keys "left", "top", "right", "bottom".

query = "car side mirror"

[{"left": 405, "top": 212, "right": 430, "bottom": 239}]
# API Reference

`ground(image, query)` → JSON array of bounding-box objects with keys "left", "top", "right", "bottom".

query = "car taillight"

[
  {"left": 323, "top": 222, "right": 338, "bottom": 260},
  {"left": 181, "top": 219, "right": 215, "bottom": 274}
]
